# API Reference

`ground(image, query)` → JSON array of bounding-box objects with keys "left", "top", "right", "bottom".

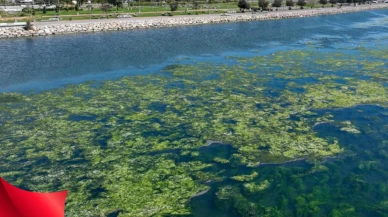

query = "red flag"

[{"left": 0, "top": 177, "right": 67, "bottom": 217}]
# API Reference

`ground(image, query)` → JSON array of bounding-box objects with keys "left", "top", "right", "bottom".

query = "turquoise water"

[{"left": 1, "top": 9, "right": 388, "bottom": 217}]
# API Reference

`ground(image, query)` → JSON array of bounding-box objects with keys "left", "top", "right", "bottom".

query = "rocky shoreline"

[{"left": 1, "top": 4, "right": 387, "bottom": 39}]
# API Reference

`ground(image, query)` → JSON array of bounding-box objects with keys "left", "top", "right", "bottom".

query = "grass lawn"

[
  {"left": 0, "top": 2, "right": 240, "bottom": 22},
  {"left": 0, "top": 2, "right": 370, "bottom": 22}
]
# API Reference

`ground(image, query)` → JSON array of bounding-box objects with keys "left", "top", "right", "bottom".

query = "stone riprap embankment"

[{"left": 1, "top": 4, "right": 387, "bottom": 39}]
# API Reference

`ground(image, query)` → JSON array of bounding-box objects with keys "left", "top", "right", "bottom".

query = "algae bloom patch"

[{"left": 1, "top": 45, "right": 388, "bottom": 216}]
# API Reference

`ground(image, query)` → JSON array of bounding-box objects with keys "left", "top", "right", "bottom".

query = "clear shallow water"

[{"left": 0, "top": 9, "right": 388, "bottom": 217}]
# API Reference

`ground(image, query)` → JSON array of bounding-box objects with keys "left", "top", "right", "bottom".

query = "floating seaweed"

[{"left": 1, "top": 40, "right": 388, "bottom": 216}]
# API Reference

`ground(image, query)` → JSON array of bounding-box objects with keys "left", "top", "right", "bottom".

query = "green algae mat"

[{"left": 1, "top": 46, "right": 388, "bottom": 216}]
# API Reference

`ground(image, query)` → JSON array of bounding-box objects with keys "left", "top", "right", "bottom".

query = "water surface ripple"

[{"left": 0, "top": 9, "right": 387, "bottom": 92}]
